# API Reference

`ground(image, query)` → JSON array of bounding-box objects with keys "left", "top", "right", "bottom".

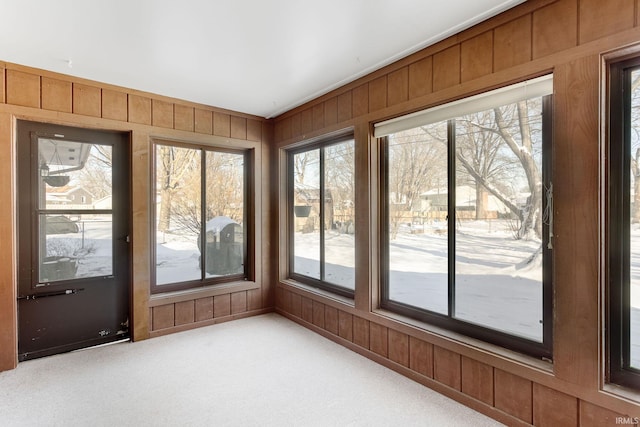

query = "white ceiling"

[{"left": 0, "top": 0, "right": 524, "bottom": 118}]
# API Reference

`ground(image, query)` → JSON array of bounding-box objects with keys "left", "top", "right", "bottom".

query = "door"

[{"left": 17, "top": 121, "right": 131, "bottom": 361}]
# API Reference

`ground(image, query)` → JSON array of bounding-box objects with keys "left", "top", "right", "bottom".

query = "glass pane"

[
  {"left": 324, "top": 141, "right": 355, "bottom": 289},
  {"left": 204, "top": 151, "right": 245, "bottom": 277},
  {"left": 39, "top": 214, "right": 113, "bottom": 284},
  {"left": 630, "top": 69, "right": 640, "bottom": 368},
  {"left": 453, "top": 99, "right": 544, "bottom": 342},
  {"left": 293, "top": 149, "right": 321, "bottom": 279},
  {"left": 38, "top": 139, "right": 112, "bottom": 210},
  {"left": 155, "top": 145, "right": 201, "bottom": 285},
  {"left": 387, "top": 122, "right": 448, "bottom": 314}
]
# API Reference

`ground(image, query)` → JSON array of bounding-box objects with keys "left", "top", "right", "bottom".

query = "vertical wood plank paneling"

[
  {"left": 247, "top": 118, "right": 262, "bottom": 142},
  {"left": 6, "top": 70, "right": 40, "bottom": 108},
  {"left": 493, "top": 15, "right": 532, "bottom": 72},
  {"left": 312, "top": 300, "right": 325, "bottom": 328},
  {"left": 213, "top": 294, "right": 231, "bottom": 318},
  {"left": 532, "top": 0, "right": 577, "bottom": 59},
  {"left": 353, "top": 316, "right": 370, "bottom": 349},
  {"left": 388, "top": 329, "right": 409, "bottom": 367},
  {"left": 102, "top": 89, "right": 128, "bottom": 122},
  {"left": 337, "top": 91, "right": 352, "bottom": 123},
  {"left": 128, "top": 95, "right": 151, "bottom": 125},
  {"left": 73, "top": 83, "right": 101, "bottom": 117},
  {"left": 324, "top": 306, "right": 338, "bottom": 335},
  {"left": 312, "top": 103, "right": 324, "bottom": 131},
  {"left": 230, "top": 116, "right": 247, "bottom": 140},
  {"left": 369, "top": 323, "right": 388, "bottom": 358},
  {"left": 231, "top": 291, "right": 247, "bottom": 314},
  {"left": 338, "top": 310, "right": 353, "bottom": 341},
  {"left": 579, "top": 401, "right": 627, "bottom": 427},
  {"left": 408, "top": 56, "right": 433, "bottom": 99},
  {"left": 247, "top": 288, "right": 262, "bottom": 311},
  {"left": 352, "top": 84, "right": 369, "bottom": 118},
  {"left": 553, "top": 56, "right": 599, "bottom": 386},
  {"left": 368, "top": 75, "right": 387, "bottom": 112},
  {"left": 324, "top": 97, "right": 338, "bottom": 126},
  {"left": 41, "top": 77, "right": 72, "bottom": 112},
  {"left": 387, "top": 67, "right": 408, "bottom": 107},
  {"left": 290, "top": 292, "right": 302, "bottom": 318},
  {"left": 409, "top": 337, "right": 433, "bottom": 378},
  {"left": 433, "top": 45, "right": 460, "bottom": 92},
  {"left": 152, "top": 305, "right": 175, "bottom": 330},
  {"left": 152, "top": 99, "right": 174, "bottom": 129},
  {"left": 533, "top": 383, "right": 578, "bottom": 426},
  {"left": 213, "top": 112, "right": 231, "bottom": 137},
  {"left": 461, "top": 356, "right": 493, "bottom": 405},
  {"left": 195, "top": 297, "right": 214, "bottom": 322},
  {"left": 175, "top": 301, "right": 195, "bottom": 326},
  {"left": 433, "top": 346, "right": 461, "bottom": 390},
  {"left": 0, "top": 65, "right": 5, "bottom": 103},
  {"left": 494, "top": 369, "right": 532, "bottom": 424},
  {"left": 289, "top": 114, "right": 301, "bottom": 139},
  {"left": 579, "top": 0, "right": 635, "bottom": 44},
  {"left": 194, "top": 108, "right": 213, "bottom": 134},
  {"left": 174, "top": 104, "right": 194, "bottom": 132},
  {"left": 0, "top": 113, "right": 16, "bottom": 371},
  {"left": 300, "top": 108, "right": 313, "bottom": 135},
  {"left": 301, "top": 296, "right": 313, "bottom": 323},
  {"left": 461, "top": 31, "right": 493, "bottom": 83}
]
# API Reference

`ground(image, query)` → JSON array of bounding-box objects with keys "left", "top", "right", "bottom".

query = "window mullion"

[
  {"left": 320, "top": 147, "right": 326, "bottom": 281},
  {"left": 448, "top": 119, "right": 456, "bottom": 318},
  {"left": 200, "top": 149, "right": 207, "bottom": 282}
]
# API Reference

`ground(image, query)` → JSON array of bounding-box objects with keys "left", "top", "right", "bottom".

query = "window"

[
  {"left": 377, "top": 76, "right": 553, "bottom": 358},
  {"left": 609, "top": 57, "right": 640, "bottom": 388},
  {"left": 288, "top": 134, "right": 355, "bottom": 298},
  {"left": 152, "top": 141, "right": 251, "bottom": 293}
]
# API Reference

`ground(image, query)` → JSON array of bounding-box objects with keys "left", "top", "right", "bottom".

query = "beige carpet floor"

[{"left": 0, "top": 313, "right": 503, "bottom": 426}]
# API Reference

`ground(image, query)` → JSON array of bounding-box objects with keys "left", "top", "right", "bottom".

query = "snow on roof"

[{"left": 205, "top": 216, "right": 238, "bottom": 233}]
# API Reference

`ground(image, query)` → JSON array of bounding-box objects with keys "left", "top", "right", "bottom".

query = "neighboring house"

[{"left": 45, "top": 185, "right": 95, "bottom": 209}]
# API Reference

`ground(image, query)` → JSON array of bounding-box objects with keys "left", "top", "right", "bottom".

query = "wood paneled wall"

[
  {"left": 0, "top": 62, "right": 273, "bottom": 371},
  {"left": 273, "top": 0, "right": 640, "bottom": 425}
]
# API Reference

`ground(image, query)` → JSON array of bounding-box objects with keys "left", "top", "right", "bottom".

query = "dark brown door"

[{"left": 17, "top": 121, "right": 131, "bottom": 361}]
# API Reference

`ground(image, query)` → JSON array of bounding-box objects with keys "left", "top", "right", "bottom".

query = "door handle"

[{"left": 19, "top": 288, "right": 84, "bottom": 300}]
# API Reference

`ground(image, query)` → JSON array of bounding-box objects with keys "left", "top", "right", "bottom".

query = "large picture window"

[
  {"left": 152, "top": 141, "right": 250, "bottom": 293},
  {"left": 288, "top": 135, "right": 355, "bottom": 298},
  {"left": 609, "top": 57, "right": 640, "bottom": 389},
  {"left": 377, "top": 76, "right": 553, "bottom": 358}
]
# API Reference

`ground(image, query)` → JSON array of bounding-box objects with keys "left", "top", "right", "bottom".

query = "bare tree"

[{"left": 156, "top": 146, "right": 199, "bottom": 232}]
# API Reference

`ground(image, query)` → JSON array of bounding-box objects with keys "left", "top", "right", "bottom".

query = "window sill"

[
  {"left": 372, "top": 307, "right": 554, "bottom": 374},
  {"left": 149, "top": 280, "right": 259, "bottom": 307},
  {"left": 602, "top": 383, "right": 640, "bottom": 404},
  {"left": 280, "top": 279, "right": 355, "bottom": 308}
]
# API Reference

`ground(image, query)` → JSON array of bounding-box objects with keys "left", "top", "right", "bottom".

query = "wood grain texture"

[
  {"left": 41, "top": 77, "right": 72, "bottom": 113},
  {"left": 532, "top": 0, "right": 577, "bottom": 59},
  {"left": 290, "top": 292, "right": 302, "bottom": 318},
  {"left": 152, "top": 99, "right": 174, "bottom": 129},
  {"left": 301, "top": 296, "right": 313, "bottom": 323},
  {"left": 433, "top": 346, "right": 461, "bottom": 390},
  {"left": 433, "top": 45, "right": 460, "bottom": 92},
  {"left": 231, "top": 291, "right": 247, "bottom": 314},
  {"left": 194, "top": 108, "right": 213, "bottom": 134},
  {"left": 102, "top": 89, "right": 128, "bottom": 122},
  {"left": 353, "top": 316, "right": 370, "bottom": 349},
  {"left": 213, "top": 294, "right": 231, "bottom": 318},
  {"left": 175, "top": 301, "right": 195, "bottom": 326},
  {"left": 152, "top": 304, "right": 175, "bottom": 330},
  {"left": 494, "top": 369, "right": 532, "bottom": 424},
  {"left": 174, "top": 104, "right": 194, "bottom": 132},
  {"left": 300, "top": 108, "right": 313, "bottom": 135},
  {"left": 6, "top": 70, "right": 40, "bottom": 108},
  {"left": 73, "top": 83, "right": 101, "bottom": 117},
  {"left": 493, "top": 14, "right": 532, "bottom": 72},
  {"left": 461, "top": 356, "right": 493, "bottom": 405},
  {"left": 247, "top": 288, "right": 262, "bottom": 311},
  {"left": 324, "top": 306, "right": 338, "bottom": 335},
  {"left": 387, "top": 67, "right": 409, "bottom": 107},
  {"left": 408, "top": 56, "right": 433, "bottom": 99},
  {"left": 247, "top": 118, "right": 262, "bottom": 142},
  {"left": 369, "top": 322, "right": 388, "bottom": 358},
  {"left": 312, "top": 300, "right": 325, "bottom": 329},
  {"left": 338, "top": 310, "right": 353, "bottom": 342},
  {"left": 312, "top": 103, "right": 324, "bottom": 131},
  {"left": 533, "top": 383, "right": 578, "bottom": 426},
  {"left": 409, "top": 337, "right": 433, "bottom": 378},
  {"left": 0, "top": 66, "right": 4, "bottom": 103},
  {"left": 324, "top": 97, "right": 338, "bottom": 126},
  {"left": 230, "top": 116, "right": 247, "bottom": 140},
  {"left": 579, "top": 0, "right": 634, "bottom": 44},
  {"left": 195, "top": 297, "right": 214, "bottom": 322},
  {"left": 579, "top": 400, "right": 627, "bottom": 427},
  {"left": 337, "top": 91, "right": 352, "bottom": 123},
  {"left": 213, "top": 112, "right": 231, "bottom": 137},
  {"left": 352, "top": 84, "right": 369, "bottom": 118},
  {"left": 368, "top": 75, "right": 387, "bottom": 112},
  {"left": 461, "top": 31, "right": 493, "bottom": 82},
  {"left": 128, "top": 95, "right": 151, "bottom": 125},
  {"left": 388, "top": 329, "right": 409, "bottom": 367}
]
